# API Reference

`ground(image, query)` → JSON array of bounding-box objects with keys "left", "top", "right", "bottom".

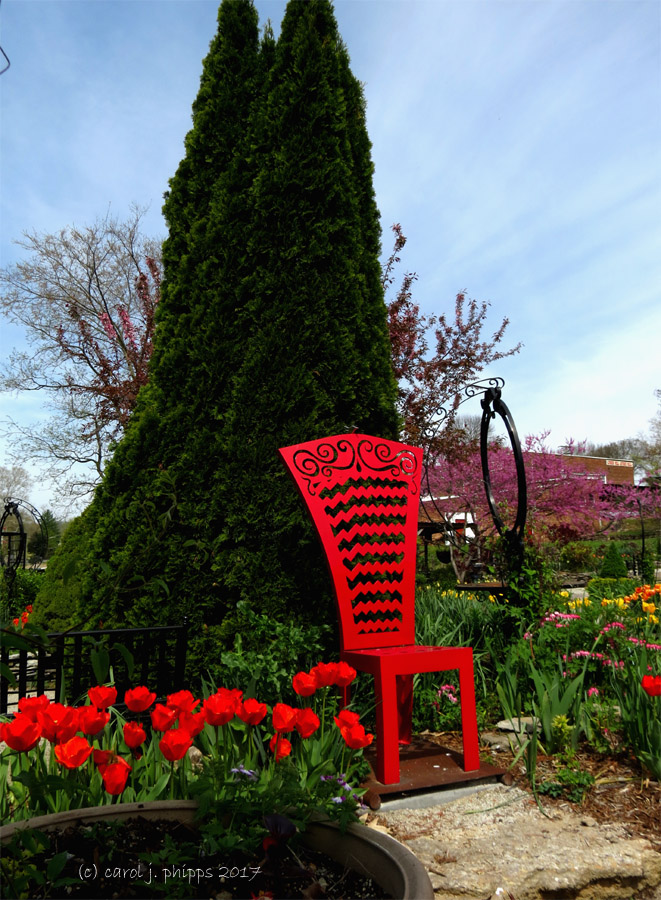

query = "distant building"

[{"left": 560, "top": 455, "right": 634, "bottom": 486}]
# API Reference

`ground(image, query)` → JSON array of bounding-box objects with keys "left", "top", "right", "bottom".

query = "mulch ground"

[{"left": 427, "top": 731, "right": 661, "bottom": 854}]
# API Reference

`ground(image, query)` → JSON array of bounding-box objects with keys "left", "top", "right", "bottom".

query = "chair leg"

[
  {"left": 340, "top": 683, "right": 351, "bottom": 709},
  {"left": 396, "top": 673, "right": 413, "bottom": 744},
  {"left": 373, "top": 670, "right": 401, "bottom": 785},
  {"left": 458, "top": 655, "right": 480, "bottom": 772}
]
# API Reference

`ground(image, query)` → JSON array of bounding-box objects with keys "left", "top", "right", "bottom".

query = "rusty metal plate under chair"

[{"left": 360, "top": 735, "right": 508, "bottom": 809}]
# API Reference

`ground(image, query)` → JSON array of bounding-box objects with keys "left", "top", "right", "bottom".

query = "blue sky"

[{"left": 1, "top": 0, "right": 660, "bottom": 513}]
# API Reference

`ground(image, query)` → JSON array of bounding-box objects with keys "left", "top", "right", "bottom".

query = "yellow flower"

[
  {"left": 488, "top": 595, "right": 496, "bottom": 603},
  {"left": 642, "top": 601, "right": 656, "bottom": 614},
  {"left": 649, "top": 614, "right": 659, "bottom": 625},
  {"left": 601, "top": 598, "right": 612, "bottom": 607},
  {"left": 560, "top": 590, "right": 569, "bottom": 598}
]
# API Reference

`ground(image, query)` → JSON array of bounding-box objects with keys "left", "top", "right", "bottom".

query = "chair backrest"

[{"left": 279, "top": 434, "right": 422, "bottom": 651}]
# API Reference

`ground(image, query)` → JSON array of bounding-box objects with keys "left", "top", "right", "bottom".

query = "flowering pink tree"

[{"left": 424, "top": 433, "right": 618, "bottom": 581}]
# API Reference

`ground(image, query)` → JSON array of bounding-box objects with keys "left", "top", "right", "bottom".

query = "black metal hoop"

[{"left": 479, "top": 387, "right": 527, "bottom": 551}]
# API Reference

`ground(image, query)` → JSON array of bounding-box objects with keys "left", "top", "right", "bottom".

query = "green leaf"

[
  {"left": 47, "top": 851, "right": 69, "bottom": 880},
  {"left": 111, "top": 641, "right": 135, "bottom": 680},
  {"left": 91, "top": 648, "right": 110, "bottom": 684},
  {"left": 142, "top": 772, "right": 170, "bottom": 802}
]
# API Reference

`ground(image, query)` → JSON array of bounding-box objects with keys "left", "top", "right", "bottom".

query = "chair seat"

[{"left": 342, "top": 644, "right": 472, "bottom": 668}]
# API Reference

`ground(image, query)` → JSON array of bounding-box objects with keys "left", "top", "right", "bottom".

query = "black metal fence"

[{"left": 0, "top": 620, "right": 189, "bottom": 714}]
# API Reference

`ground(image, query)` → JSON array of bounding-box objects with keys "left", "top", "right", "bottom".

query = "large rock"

[{"left": 378, "top": 785, "right": 661, "bottom": 900}]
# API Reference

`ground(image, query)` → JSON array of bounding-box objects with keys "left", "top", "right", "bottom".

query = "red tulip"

[
  {"left": 54, "top": 735, "right": 93, "bottom": 769},
  {"left": 295, "top": 707, "right": 320, "bottom": 739},
  {"left": 3, "top": 713, "right": 42, "bottom": 752},
  {"left": 292, "top": 671, "right": 318, "bottom": 697},
  {"left": 338, "top": 721, "right": 373, "bottom": 750},
  {"left": 203, "top": 689, "right": 240, "bottom": 726},
  {"left": 37, "top": 703, "right": 78, "bottom": 743},
  {"left": 78, "top": 706, "right": 110, "bottom": 736},
  {"left": 93, "top": 748, "right": 113, "bottom": 769},
  {"left": 101, "top": 758, "right": 132, "bottom": 795},
  {"left": 178, "top": 709, "right": 206, "bottom": 737},
  {"left": 335, "top": 661, "right": 357, "bottom": 687},
  {"left": 237, "top": 698, "right": 268, "bottom": 726},
  {"left": 124, "top": 686, "right": 157, "bottom": 712},
  {"left": 272, "top": 703, "right": 298, "bottom": 733},
  {"left": 151, "top": 703, "right": 178, "bottom": 732},
  {"left": 269, "top": 733, "right": 292, "bottom": 762},
  {"left": 123, "top": 721, "right": 147, "bottom": 749},
  {"left": 159, "top": 728, "right": 193, "bottom": 762},
  {"left": 17, "top": 694, "right": 50, "bottom": 721},
  {"left": 166, "top": 690, "right": 199, "bottom": 714},
  {"left": 642, "top": 675, "right": 661, "bottom": 697},
  {"left": 310, "top": 662, "right": 339, "bottom": 689},
  {"left": 334, "top": 709, "right": 360, "bottom": 730},
  {"left": 87, "top": 685, "right": 117, "bottom": 710}
]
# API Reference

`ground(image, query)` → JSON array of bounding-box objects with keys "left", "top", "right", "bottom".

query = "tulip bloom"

[
  {"left": 178, "top": 709, "right": 206, "bottom": 737},
  {"left": 87, "top": 685, "right": 117, "bottom": 710},
  {"left": 159, "top": 728, "right": 193, "bottom": 762},
  {"left": 17, "top": 694, "right": 50, "bottom": 721},
  {"left": 123, "top": 721, "right": 147, "bottom": 749},
  {"left": 3, "top": 713, "right": 42, "bottom": 752},
  {"left": 124, "top": 686, "right": 157, "bottom": 712},
  {"left": 37, "top": 703, "right": 78, "bottom": 743},
  {"left": 101, "top": 758, "right": 132, "bottom": 795},
  {"left": 310, "top": 662, "right": 339, "bottom": 688},
  {"left": 93, "top": 748, "right": 113, "bottom": 768},
  {"left": 292, "top": 671, "right": 317, "bottom": 697},
  {"left": 203, "top": 689, "right": 240, "bottom": 727},
  {"left": 78, "top": 706, "right": 110, "bottom": 736},
  {"left": 151, "top": 703, "right": 178, "bottom": 732},
  {"left": 237, "top": 698, "right": 268, "bottom": 726},
  {"left": 269, "top": 733, "right": 292, "bottom": 762},
  {"left": 166, "top": 690, "right": 199, "bottom": 715},
  {"left": 334, "top": 709, "right": 360, "bottom": 730},
  {"left": 642, "top": 675, "right": 661, "bottom": 697},
  {"left": 335, "top": 661, "right": 357, "bottom": 687},
  {"left": 295, "top": 707, "right": 320, "bottom": 739},
  {"left": 54, "top": 735, "right": 93, "bottom": 769},
  {"left": 272, "top": 703, "right": 298, "bottom": 733},
  {"left": 338, "top": 721, "right": 374, "bottom": 750}
]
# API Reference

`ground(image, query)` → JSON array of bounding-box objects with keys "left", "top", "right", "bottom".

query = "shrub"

[
  {"left": 558, "top": 541, "right": 601, "bottom": 574},
  {"left": 586, "top": 577, "right": 637, "bottom": 601},
  {"left": 599, "top": 542, "right": 628, "bottom": 579}
]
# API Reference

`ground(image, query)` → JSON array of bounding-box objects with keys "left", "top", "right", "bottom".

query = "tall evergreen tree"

[
  {"left": 38, "top": 0, "right": 398, "bottom": 660},
  {"left": 216, "top": 0, "right": 398, "bottom": 619}
]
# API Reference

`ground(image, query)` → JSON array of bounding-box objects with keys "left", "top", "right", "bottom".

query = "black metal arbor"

[
  {"left": 419, "top": 378, "right": 527, "bottom": 582},
  {"left": 0, "top": 497, "right": 48, "bottom": 593}
]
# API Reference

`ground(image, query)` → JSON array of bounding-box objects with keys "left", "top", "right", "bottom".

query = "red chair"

[{"left": 279, "top": 433, "right": 480, "bottom": 785}]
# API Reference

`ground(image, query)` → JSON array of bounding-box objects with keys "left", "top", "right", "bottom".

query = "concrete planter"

[{"left": 1, "top": 800, "right": 433, "bottom": 900}]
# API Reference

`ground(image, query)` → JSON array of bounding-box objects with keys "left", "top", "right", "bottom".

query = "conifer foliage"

[{"left": 39, "top": 0, "right": 398, "bottom": 648}]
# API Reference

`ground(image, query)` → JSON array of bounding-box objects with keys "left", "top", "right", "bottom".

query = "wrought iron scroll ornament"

[
  {"left": 292, "top": 437, "right": 420, "bottom": 496},
  {"left": 421, "top": 377, "right": 505, "bottom": 501}
]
